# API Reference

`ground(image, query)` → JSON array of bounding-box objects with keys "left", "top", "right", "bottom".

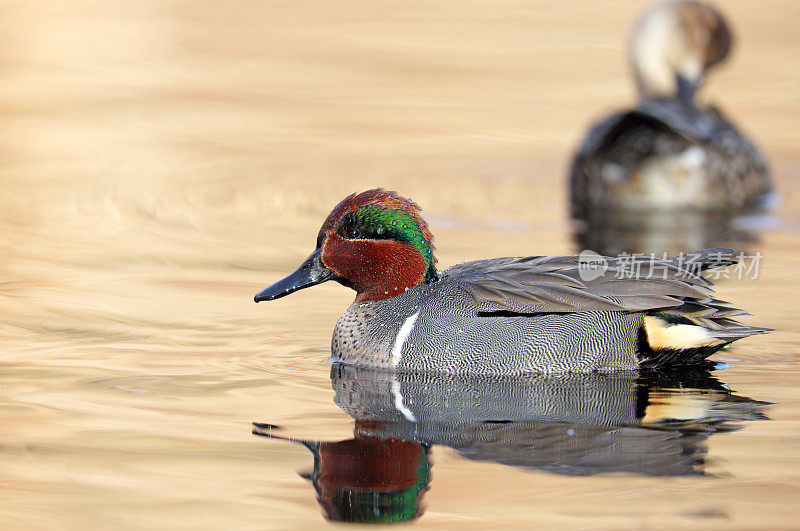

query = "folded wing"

[{"left": 441, "top": 248, "right": 738, "bottom": 315}]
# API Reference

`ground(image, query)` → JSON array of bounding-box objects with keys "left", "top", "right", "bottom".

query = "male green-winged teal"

[
  {"left": 570, "top": 0, "right": 772, "bottom": 218},
  {"left": 255, "top": 189, "right": 766, "bottom": 375}
]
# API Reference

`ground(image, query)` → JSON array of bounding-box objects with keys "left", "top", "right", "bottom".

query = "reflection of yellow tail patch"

[
  {"left": 641, "top": 389, "right": 725, "bottom": 424},
  {"left": 644, "top": 315, "right": 722, "bottom": 350}
]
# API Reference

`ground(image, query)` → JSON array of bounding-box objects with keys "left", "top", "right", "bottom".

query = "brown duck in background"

[{"left": 570, "top": 1, "right": 773, "bottom": 224}]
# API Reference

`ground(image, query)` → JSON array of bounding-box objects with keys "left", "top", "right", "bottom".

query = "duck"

[
  {"left": 570, "top": 0, "right": 772, "bottom": 220},
  {"left": 255, "top": 189, "right": 767, "bottom": 375}
]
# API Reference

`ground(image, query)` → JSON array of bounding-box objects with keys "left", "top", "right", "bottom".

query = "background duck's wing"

[
  {"left": 580, "top": 100, "right": 731, "bottom": 148},
  {"left": 439, "top": 249, "right": 737, "bottom": 315},
  {"left": 569, "top": 108, "right": 689, "bottom": 219},
  {"left": 635, "top": 99, "right": 719, "bottom": 142}
]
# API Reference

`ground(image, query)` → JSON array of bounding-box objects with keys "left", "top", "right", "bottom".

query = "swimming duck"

[
  {"left": 570, "top": 0, "right": 772, "bottom": 218},
  {"left": 255, "top": 189, "right": 766, "bottom": 375}
]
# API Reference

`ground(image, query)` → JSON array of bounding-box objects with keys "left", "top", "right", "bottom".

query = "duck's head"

[
  {"left": 255, "top": 189, "right": 437, "bottom": 303},
  {"left": 629, "top": 1, "right": 732, "bottom": 103}
]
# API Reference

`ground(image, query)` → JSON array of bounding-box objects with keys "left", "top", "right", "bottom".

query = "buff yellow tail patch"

[{"left": 643, "top": 315, "right": 723, "bottom": 350}]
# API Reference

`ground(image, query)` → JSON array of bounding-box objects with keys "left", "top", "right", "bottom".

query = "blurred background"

[{"left": 1, "top": 1, "right": 799, "bottom": 527}]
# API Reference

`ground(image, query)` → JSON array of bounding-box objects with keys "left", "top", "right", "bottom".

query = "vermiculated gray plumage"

[{"left": 331, "top": 248, "right": 766, "bottom": 374}]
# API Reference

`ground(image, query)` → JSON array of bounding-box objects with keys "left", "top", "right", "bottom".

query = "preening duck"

[
  {"left": 570, "top": 0, "right": 772, "bottom": 218},
  {"left": 255, "top": 189, "right": 767, "bottom": 375}
]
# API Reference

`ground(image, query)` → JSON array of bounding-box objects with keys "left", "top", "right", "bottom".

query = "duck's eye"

[{"left": 348, "top": 229, "right": 360, "bottom": 239}]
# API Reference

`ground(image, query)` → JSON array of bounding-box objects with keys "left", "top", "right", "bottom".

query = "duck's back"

[{"left": 570, "top": 101, "right": 771, "bottom": 218}]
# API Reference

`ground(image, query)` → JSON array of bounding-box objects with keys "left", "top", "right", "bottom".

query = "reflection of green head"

[
  {"left": 338, "top": 205, "right": 437, "bottom": 282},
  {"left": 315, "top": 445, "right": 431, "bottom": 524}
]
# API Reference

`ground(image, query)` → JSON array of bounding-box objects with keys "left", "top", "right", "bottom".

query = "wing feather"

[{"left": 439, "top": 250, "right": 737, "bottom": 315}]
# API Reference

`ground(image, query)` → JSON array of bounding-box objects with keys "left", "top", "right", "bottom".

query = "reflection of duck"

[
  {"left": 570, "top": 1, "right": 772, "bottom": 221},
  {"left": 255, "top": 189, "right": 767, "bottom": 374},
  {"left": 254, "top": 365, "right": 767, "bottom": 524},
  {"left": 572, "top": 209, "right": 759, "bottom": 257},
  {"left": 331, "top": 364, "right": 767, "bottom": 477},
  {"left": 253, "top": 421, "right": 430, "bottom": 523}
]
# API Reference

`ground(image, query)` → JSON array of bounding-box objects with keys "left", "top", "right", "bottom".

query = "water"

[{"left": 2, "top": 1, "right": 799, "bottom": 528}]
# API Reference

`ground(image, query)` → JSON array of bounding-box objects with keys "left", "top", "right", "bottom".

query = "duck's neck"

[
  {"left": 322, "top": 235, "right": 437, "bottom": 303},
  {"left": 629, "top": 3, "right": 706, "bottom": 104}
]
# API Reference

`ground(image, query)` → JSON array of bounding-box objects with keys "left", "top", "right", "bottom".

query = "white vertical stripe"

[
  {"left": 391, "top": 380, "right": 417, "bottom": 422},
  {"left": 391, "top": 311, "right": 419, "bottom": 367}
]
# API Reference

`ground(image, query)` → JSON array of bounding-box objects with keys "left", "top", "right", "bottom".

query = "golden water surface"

[{"left": 1, "top": 1, "right": 799, "bottom": 528}]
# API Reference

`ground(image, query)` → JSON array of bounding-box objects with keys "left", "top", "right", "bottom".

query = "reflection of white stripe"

[
  {"left": 391, "top": 311, "right": 419, "bottom": 367},
  {"left": 392, "top": 380, "right": 417, "bottom": 422}
]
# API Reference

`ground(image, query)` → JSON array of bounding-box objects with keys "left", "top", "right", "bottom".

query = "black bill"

[{"left": 254, "top": 248, "right": 335, "bottom": 302}]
